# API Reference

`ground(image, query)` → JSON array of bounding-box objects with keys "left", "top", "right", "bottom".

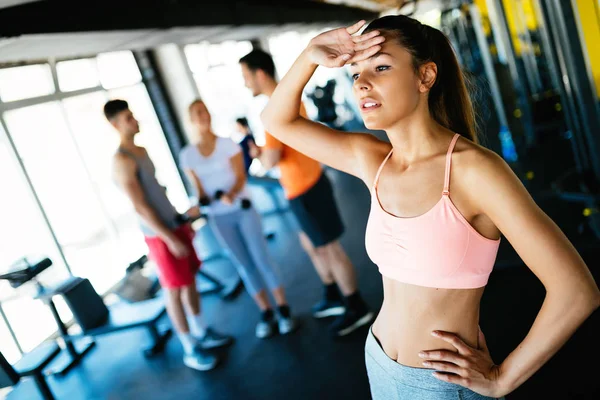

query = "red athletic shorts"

[{"left": 144, "top": 224, "right": 201, "bottom": 289}]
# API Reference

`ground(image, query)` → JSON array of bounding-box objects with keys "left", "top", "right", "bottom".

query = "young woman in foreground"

[{"left": 260, "top": 15, "right": 599, "bottom": 399}]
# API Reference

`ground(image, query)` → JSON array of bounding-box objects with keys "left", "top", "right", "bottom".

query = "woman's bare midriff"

[{"left": 371, "top": 277, "right": 485, "bottom": 368}]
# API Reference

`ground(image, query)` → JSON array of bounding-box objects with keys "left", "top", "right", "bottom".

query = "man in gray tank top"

[{"left": 105, "top": 100, "right": 232, "bottom": 371}]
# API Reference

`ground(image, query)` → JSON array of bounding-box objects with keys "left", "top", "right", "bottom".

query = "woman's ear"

[{"left": 419, "top": 62, "right": 438, "bottom": 93}]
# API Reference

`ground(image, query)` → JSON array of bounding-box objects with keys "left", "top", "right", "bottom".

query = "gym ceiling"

[
  {"left": 0, "top": 1, "right": 450, "bottom": 63},
  {"left": 0, "top": 0, "right": 385, "bottom": 63}
]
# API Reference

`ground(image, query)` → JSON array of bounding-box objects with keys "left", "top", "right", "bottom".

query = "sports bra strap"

[
  {"left": 373, "top": 148, "right": 394, "bottom": 189},
  {"left": 443, "top": 134, "right": 461, "bottom": 195}
]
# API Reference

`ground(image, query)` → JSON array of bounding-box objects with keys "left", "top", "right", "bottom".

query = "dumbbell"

[
  {"left": 210, "top": 190, "right": 252, "bottom": 209},
  {"left": 199, "top": 196, "right": 211, "bottom": 206},
  {"left": 198, "top": 190, "right": 227, "bottom": 206},
  {"left": 175, "top": 213, "right": 190, "bottom": 224},
  {"left": 240, "top": 199, "right": 251, "bottom": 209}
]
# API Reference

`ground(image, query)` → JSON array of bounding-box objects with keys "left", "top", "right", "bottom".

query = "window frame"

[{"left": 0, "top": 50, "right": 183, "bottom": 359}]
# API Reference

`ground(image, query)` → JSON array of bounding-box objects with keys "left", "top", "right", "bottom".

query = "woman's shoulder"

[
  {"left": 454, "top": 136, "right": 505, "bottom": 168},
  {"left": 453, "top": 135, "right": 514, "bottom": 187}
]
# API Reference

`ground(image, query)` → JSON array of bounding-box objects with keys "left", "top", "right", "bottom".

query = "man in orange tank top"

[{"left": 240, "top": 50, "right": 373, "bottom": 337}]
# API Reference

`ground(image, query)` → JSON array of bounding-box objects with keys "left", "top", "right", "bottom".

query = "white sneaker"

[
  {"left": 256, "top": 320, "right": 276, "bottom": 339},
  {"left": 278, "top": 317, "right": 299, "bottom": 335},
  {"left": 183, "top": 348, "right": 218, "bottom": 371},
  {"left": 197, "top": 327, "right": 233, "bottom": 350}
]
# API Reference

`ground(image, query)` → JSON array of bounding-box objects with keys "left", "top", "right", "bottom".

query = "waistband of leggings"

[{"left": 365, "top": 327, "right": 462, "bottom": 392}]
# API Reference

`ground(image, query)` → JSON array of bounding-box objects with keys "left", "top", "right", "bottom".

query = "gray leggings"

[
  {"left": 365, "top": 328, "right": 504, "bottom": 400},
  {"left": 209, "top": 208, "right": 281, "bottom": 297}
]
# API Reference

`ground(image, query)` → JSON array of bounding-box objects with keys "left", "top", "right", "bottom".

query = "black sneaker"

[
  {"left": 312, "top": 298, "right": 346, "bottom": 319},
  {"left": 330, "top": 308, "right": 374, "bottom": 337}
]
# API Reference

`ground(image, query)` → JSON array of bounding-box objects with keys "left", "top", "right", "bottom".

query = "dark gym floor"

[{"left": 7, "top": 147, "right": 600, "bottom": 400}]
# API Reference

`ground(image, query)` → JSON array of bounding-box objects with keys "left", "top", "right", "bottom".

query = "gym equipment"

[
  {"left": 468, "top": 0, "right": 600, "bottom": 241},
  {"left": 0, "top": 257, "right": 96, "bottom": 376},
  {"left": 533, "top": 0, "right": 600, "bottom": 239},
  {"left": 0, "top": 257, "right": 173, "bottom": 376},
  {"left": 306, "top": 80, "right": 338, "bottom": 129},
  {"left": 113, "top": 255, "right": 160, "bottom": 303},
  {"left": 550, "top": 158, "right": 600, "bottom": 240},
  {"left": 445, "top": 4, "right": 518, "bottom": 163},
  {"left": 1, "top": 343, "right": 61, "bottom": 400},
  {"left": 58, "top": 276, "right": 172, "bottom": 358}
]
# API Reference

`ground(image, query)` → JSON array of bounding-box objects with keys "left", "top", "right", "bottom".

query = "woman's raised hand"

[{"left": 307, "top": 20, "right": 385, "bottom": 68}]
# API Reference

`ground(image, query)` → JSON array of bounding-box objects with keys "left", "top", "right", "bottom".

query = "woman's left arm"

[
  {"left": 422, "top": 150, "right": 599, "bottom": 397},
  {"left": 456, "top": 150, "right": 598, "bottom": 397}
]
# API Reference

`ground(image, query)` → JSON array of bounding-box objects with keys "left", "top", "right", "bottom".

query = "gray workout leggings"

[
  {"left": 209, "top": 208, "right": 281, "bottom": 297},
  {"left": 365, "top": 328, "right": 504, "bottom": 400}
]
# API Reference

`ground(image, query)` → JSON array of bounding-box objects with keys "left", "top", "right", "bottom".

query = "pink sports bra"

[{"left": 365, "top": 134, "right": 500, "bottom": 289}]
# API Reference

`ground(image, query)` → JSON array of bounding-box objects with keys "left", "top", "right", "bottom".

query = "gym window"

[
  {"left": 0, "top": 64, "right": 55, "bottom": 102},
  {"left": 0, "top": 50, "right": 186, "bottom": 363}
]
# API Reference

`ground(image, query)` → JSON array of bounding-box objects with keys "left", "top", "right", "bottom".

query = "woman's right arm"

[
  {"left": 179, "top": 150, "right": 207, "bottom": 200},
  {"left": 184, "top": 168, "right": 207, "bottom": 200},
  {"left": 261, "top": 21, "right": 385, "bottom": 180}
]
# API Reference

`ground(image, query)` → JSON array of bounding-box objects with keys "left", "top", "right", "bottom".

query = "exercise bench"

[
  {"left": 0, "top": 257, "right": 172, "bottom": 377},
  {"left": 0, "top": 342, "right": 61, "bottom": 400}
]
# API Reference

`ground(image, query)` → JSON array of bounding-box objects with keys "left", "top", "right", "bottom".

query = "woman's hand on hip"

[
  {"left": 419, "top": 328, "right": 507, "bottom": 398},
  {"left": 307, "top": 20, "right": 385, "bottom": 68}
]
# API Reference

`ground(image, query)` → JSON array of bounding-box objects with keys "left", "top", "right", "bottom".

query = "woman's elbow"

[
  {"left": 573, "top": 283, "right": 600, "bottom": 316},
  {"left": 261, "top": 104, "right": 294, "bottom": 133},
  {"left": 260, "top": 108, "right": 277, "bottom": 133},
  {"left": 590, "top": 286, "right": 600, "bottom": 312}
]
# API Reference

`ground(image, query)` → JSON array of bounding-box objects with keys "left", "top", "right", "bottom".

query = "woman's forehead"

[{"left": 349, "top": 42, "right": 411, "bottom": 69}]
